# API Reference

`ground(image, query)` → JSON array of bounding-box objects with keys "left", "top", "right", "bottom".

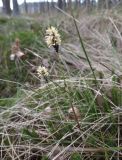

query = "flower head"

[
  {"left": 37, "top": 66, "right": 49, "bottom": 78},
  {"left": 45, "top": 26, "right": 61, "bottom": 52},
  {"left": 10, "top": 38, "right": 25, "bottom": 61},
  {"left": 10, "top": 53, "right": 15, "bottom": 61},
  {"left": 11, "top": 38, "right": 20, "bottom": 54}
]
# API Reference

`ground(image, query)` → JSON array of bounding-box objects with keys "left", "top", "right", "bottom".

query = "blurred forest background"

[{"left": 1, "top": 0, "right": 122, "bottom": 15}]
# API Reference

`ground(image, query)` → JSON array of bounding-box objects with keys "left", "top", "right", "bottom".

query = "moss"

[
  {"left": 70, "top": 152, "right": 82, "bottom": 160},
  {"left": 0, "top": 17, "right": 9, "bottom": 24},
  {"left": 10, "top": 31, "right": 38, "bottom": 49},
  {"left": 41, "top": 156, "right": 49, "bottom": 160}
]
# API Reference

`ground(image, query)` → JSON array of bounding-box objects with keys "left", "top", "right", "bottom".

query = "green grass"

[{"left": 0, "top": 78, "right": 120, "bottom": 159}]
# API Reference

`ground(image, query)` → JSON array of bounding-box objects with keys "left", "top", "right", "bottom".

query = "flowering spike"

[
  {"left": 45, "top": 26, "right": 61, "bottom": 53},
  {"left": 37, "top": 66, "right": 49, "bottom": 78}
]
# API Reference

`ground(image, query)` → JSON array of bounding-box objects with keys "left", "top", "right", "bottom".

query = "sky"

[{"left": 0, "top": 0, "right": 57, "bottom": 7}]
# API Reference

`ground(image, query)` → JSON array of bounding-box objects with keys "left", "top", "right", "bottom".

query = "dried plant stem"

[
  {"left": 117, "top": 114, "right": 120, "bottom": 160},
  {"left": 100, "top": 62, "right": 119, "bottom": 77},
  {"left": 70, "top": 102, "right": 81, "bottom": 130}
]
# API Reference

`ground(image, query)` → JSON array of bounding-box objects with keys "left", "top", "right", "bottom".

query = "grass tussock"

[{"left": 0, "top": 10, "right": 122, "bottom": 159}]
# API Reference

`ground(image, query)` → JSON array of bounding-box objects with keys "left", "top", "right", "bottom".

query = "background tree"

[
  {"left": 47, "top": 0, "right": 50, "bottom": 12},
  {"left": 84, "top": 0, "right": 91, "bottom": 11},
  {"left": 51, "top": 0, "right": 54, "bottom": 9},
  {"left": 63, "top": 0, "right": 66, "bottom": 10},
  {"left": 75, "top": 0, "right": 79, "bottom": 9},
  {"left": 98, "top": 0, "right": 112, "bottom": 9},
  {"left": 67, "top": 0, "right": 72, "bottom": 10},
  {"left": 24, "top": 0, "right": 28, "bottom": 13},
  {"left": 58, "top": 0, "right": 63, "bottom": 9},
  {"left": 12, "top": 0, "right": 20, "bottom": 15},
  {"left": 98, "top": 0, "right": 104, "bottom": 9},
  {"left": 2, "top": 0, "right": 11, "bottom": 15}
]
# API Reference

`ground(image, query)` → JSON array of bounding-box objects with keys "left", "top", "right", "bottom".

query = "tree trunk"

[
  {"left": 51, "top": 0, "right": 54, "bottom": 9},
  {"left": 68, "top": 0, "right": 72, "bottom": 10},
  {"left": 106, "top": 0, "right": 109, "bottom": 8},
  {"left": 2, "top": 0, "right": 11, "bottom": 15},
  {"left": 98, "top": 0, "right": 105, "bottom": 9},
  {"left": 58, "top": 0, "right": 63, "bottom": 9},
  {"left": 84, "top": 0, "right": 91, "bottom": 12},
  {"left": 78, "top": 0, "right": 81, "bottom": 6},
  {"left": 91, "top": 0, "right": 96, "bottom": 6},
  {"left": 63, "top": 0, "right": 66, "bottom": 10},
  {"left": 12, "top": 0, "right": 20, "bottom": 15},
  {"left": 24, "top": 0, "right": 28, "bottom": 13},
  {"left": 75, "top": 0, "right": 79, "bottom": 8},
  {"left": 98, "top": 0, "right": 112, "bottom": 9},
  {"left": 47, "top": 0, "right": 50, "bottom": 12}
]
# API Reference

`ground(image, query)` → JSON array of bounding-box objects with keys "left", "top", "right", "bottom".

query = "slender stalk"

[
  {"left": 49, "top": 79, "right": 81, "bottom": 131},
  {"left": 73, "top": 15, "right": 97, "bottom": 85},
  {"left": 117, "top": 114, "right": 120, "bottom": 160}
]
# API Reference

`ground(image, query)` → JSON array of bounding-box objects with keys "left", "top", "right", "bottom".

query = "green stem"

[
  {"left": 49, "top": 79, "right": 81, "bottom": 131},
  {"left": 73, "top": 15, "right": 97, "bottom": 85}
]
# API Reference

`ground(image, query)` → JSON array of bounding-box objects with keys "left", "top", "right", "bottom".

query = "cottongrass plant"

[
  {"left": 37, "top": 66, "right": 49, "bottom": 78},
  {"left": 10, "top": 38, "right": 25, "bottom": 61},
  {"left": 45, "top": 26, "right": 61, "bottom": 53},
  {"left": 0, "top": 13, "right": 122, "bottom": 160}
]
